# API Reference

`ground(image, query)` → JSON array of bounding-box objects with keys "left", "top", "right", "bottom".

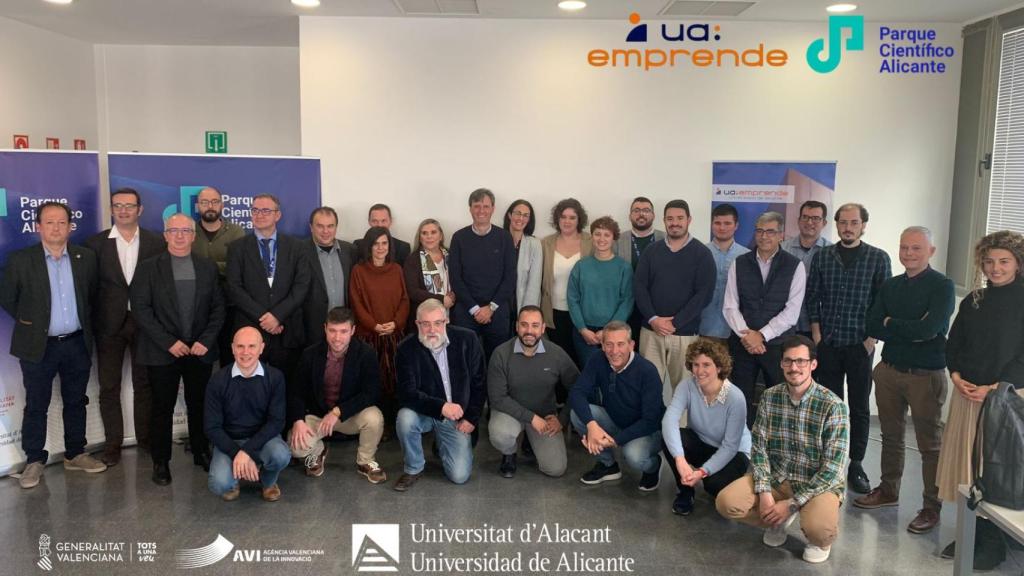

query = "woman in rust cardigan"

[{"left": 350, "top": 227, "right": 410, "bottom": 427}]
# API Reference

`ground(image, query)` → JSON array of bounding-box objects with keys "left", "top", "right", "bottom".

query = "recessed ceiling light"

[
  {"left": 42, "top": 0, "right": 74, "bottom": 5},
  {"left": 826, "top": 3, "right": 857, "bottom": 13},
  {"left": 558, "top": 1, "right": 587, "bottom": 11},
  {"left": 291, "top": 0, "right": 320, "bottom": 8}
]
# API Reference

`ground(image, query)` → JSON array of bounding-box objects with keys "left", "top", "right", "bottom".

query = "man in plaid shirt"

[
  {"left": 717, "top": 335, "right": 849, "bottom": 564},
  {"left": 804, "top": 203, "right": 890, "bottom": 494}
]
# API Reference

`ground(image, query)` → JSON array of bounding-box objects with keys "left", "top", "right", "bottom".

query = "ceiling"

[{"left": 1, "top": 0, "right": 1020, "bottom": 47}]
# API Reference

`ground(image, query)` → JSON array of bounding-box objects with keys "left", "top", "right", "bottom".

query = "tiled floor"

[{"left": 3, "top": 420, "right": 1021, "bottom": 575}]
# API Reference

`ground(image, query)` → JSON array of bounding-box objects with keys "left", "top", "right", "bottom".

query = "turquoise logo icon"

[
  {"left": 162, "top": 186, "right": 205, "bottom": 221},
  {"left": 0, "top": 188, "right": 7, "bottom": 217},
  {"left": 806, "top": 15, "right": 864, "bottom": 73}
]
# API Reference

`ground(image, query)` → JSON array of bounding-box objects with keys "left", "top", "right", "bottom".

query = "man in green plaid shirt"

[{"left": 717, "top": 335, "right": 849, "bottom": 564}]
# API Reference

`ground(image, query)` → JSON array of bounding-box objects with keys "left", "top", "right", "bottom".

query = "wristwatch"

[{"left": 788, "top": 501, "right": 800, "bottom": 515}]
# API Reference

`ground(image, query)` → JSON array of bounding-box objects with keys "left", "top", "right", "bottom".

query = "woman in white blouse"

[{"left": 541, "top": 198, "right": 592, "bottom": 367}]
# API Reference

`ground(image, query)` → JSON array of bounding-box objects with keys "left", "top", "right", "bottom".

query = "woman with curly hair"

[
  {"left": 661, "top": 338, "right": 751, "bottom": 516},
  {"left": 541, "top": 198, "right": 592, "bottom": 366},
  {"left": 937, "top": 230, "right": 1024, "bottom": 570}
]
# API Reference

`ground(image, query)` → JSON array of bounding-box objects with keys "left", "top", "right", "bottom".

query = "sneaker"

[
  {"left": 64, "top": 453, "right": 108, "bottom": 473},
  {"left": 852, "top": 486, "right": 899, "bottom": 509},
  {"left": 580, "top": 462, "right": 622, "bottom": 485},
  {"left": 763, "top": 513, "right": 798, "bottom": 547},
  {"left": 261, "top": 483, "right": 281, "bottom": 502},
  {"left": 19, "top": 462, "right": 45, "bottom": 489},
  {"left": 803, "top": 544, "right": 832, "bottom": 563},
  {"left": 847, "top": 461, "right": 871, "bottom": 494},
  {"left": 672, "top": 493, "right": 695, "bottom": 516},
  {"left": 305, "top": 445, "right": 328, "bottom": 477},
  {"left": 357, "top": 461, "right": 387, "bottom": 484},
  {"left": 499, "top": 454, "right": 517, "bottom": 479},
  {"left": 638, "top": 461, "right": 662, "bottom": 492},
  {"left": 221, "top": 486, "right": 240, "bottom": 502},
  {"left": 907, "top": 508, "right": 940, "bottom": 534},
  {"left": 393, "top": 472, "right": 422, "bottom": 492}
]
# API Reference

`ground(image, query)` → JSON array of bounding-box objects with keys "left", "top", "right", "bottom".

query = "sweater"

[
  {"left": 487, "top": 338, "right": 580, "bottom": 423},
  {"left": 349, "top": 262, "right": 410, "bottom": 339},
  {"left": 946, "top": 279, "right": 1024, "bottom": 388},
  {"left": 567, "top": 256, "right": 634, "bottom": 330},
  {"left": 633, "top": 238, "right": 717, "bottom": 335},
  {"left": 661, "top": 377, "right": 751, "bottom": 476},
  {"left": 866, "top": 267, "right": 955, "bottom": 370},
  {"left": 448, "top": 225, "right": 517, "bottom": 312},
  {"left": 204, "top": 363, "right": 285, "bottom": 464},
  {"left": 568, "top": 352, "right": 665, "bottom": 446}
]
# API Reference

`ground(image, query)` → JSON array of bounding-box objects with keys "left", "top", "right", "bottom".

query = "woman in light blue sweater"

[{"left": 661, "top": 338, "right": 751, "bottom": 516}]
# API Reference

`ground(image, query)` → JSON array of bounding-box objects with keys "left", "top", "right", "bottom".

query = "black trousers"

[
  {"left": 547, "top": 309, "right": 580, "bottom": 368},
  {"left": 815, "top": 341, "right": 874, "bottom": 462},
  {"left": 728, "top": 337, "right": 784, "bottom": 428},
  {"left": 451, "top": 304, "right": 510, "bottom": 365},
  {"left": 662, "top": 428, "right": 749, "bottom": 500},
  {"left": 148, "top": 357, "right": 213, "bottom": 463},
  {"left": 96, "top": 312, "right": 151, "bottom": 448}
]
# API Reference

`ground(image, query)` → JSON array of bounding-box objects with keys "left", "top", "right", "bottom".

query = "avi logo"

[
  {"left": 625, "top": 12, "right": 720, "bottom": 43},
  {"left": 806, "top": 15, "right": 864, "bottom": 73},
  {"left": 352, "top": 524, "right": 400, "bottom": 572},
  {"left": 176, "top": 534, "right": 234, "bottom": 569}
]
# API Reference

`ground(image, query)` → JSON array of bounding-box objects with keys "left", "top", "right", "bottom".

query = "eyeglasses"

[
  {"left": 799, "top": 215, "right": 824, "bottom": 223},
  {"left": 754, "top": 228, "right": 780, "bottom": 237},
  {"left": 510, "top": 211, "right": 531, "bottom": 218},
  {"left": 416, "top": 320, "right": 447, "bottom": 329},
  {"left": 165, "top": 228, "right": 195, "bottom": 236},
  {"left": 781, "top": 358, "right": 812, "bottom": 367},
  {"left": 112, "top": 203, "right": 139, "bottom": 211},
  {"left": 251, "top": 208, "right": 279, "bottom": 216},
  {"left": 198, "top": 199, "right": 222, "bottom": 207},
  {"left": 630, "top": 208, "right": 653, "bottom": 215}
]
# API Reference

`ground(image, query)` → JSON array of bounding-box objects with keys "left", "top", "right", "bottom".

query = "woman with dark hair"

[
  {"left": 937, "top": 230, "right": 1024, "bottom": 570},
  {"left": 662, "top": 338, "right": 751, "bottom": 516},
  {"left": 541, "top": 198, "right": 592, "bottom": 366},
  {"left": 504, "top": 199, "right": 543, "bottom": 331},
  {"left": 350, "top": 226, "right": 410, "bottom": 427},
  {"left": 567, "top": 216, "right": 633, "bottom": 368},
  {"left": 404, "top": 219, "right": 454, "bottom": 330}
]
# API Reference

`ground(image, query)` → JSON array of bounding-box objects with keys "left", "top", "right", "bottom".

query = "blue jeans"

[
  {"left": 20, "top": 333, "right": 92, "bottom": 464},
  {"left": 571, "top": 404, "right": 662, "bottom": 474},
  {"left": 396, "top": 408, "right": 473, "bottom": 484},
  {"left": 208, "top": 437, "right": 290, "bottom": 495}
]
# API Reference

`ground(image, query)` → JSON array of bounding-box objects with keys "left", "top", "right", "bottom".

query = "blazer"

[
  {"left": 303, "top": 239, "right": 355, "bottom": 345},
  {"left": 515, "top": 235, "right": 543, "bottom": 310},
  {"left": 614, "top": 229, "right": 666, "bottom": 265},
  {"left": 0, "top": 243, "right": 98, "bottom": 362},
  {"left": 225, "top": 232, "right": 311, "bottom": 349},
  {"left": 395, "top": 326, "right": 486, "bottom": 425},
  {"left": 354, "top": 235, "right": 412, "bottom": 266},
  {"left": 540, "top": 232, "right": 592, "bottom": 327},
  {"left": 287, "top": 338, "right": 381, "bottom": 425},
  {"left": 403, "top": 249, "right": 449, "bottom": 331},
  {"left": 84, "top": 227, "right": 165, "bottom": 336},
  {"left": 130, "top": 252, "right": 225, "bottom": 366}
]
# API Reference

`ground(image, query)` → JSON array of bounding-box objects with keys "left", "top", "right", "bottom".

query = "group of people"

[{"left": 3, "top": 186, "right": 1023, "bottom": 570}]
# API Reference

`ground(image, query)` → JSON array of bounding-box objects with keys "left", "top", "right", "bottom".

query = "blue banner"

[{"left": 108, "top": 153, "right": 322, "bottom": 237}]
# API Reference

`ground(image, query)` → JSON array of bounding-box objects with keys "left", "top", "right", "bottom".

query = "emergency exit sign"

[{"left": 205, "top": 131, "right": 227, "bottom": 154}]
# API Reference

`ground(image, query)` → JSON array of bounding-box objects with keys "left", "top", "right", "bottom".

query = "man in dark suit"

[
  {"left": 303, "top": 206, "right": 355, "bottom": 345},
  {"left": 353, "top": 203, "right": 411, "bottom": 264},
  {"left": 288, "top": 306, "right": 386, "bottom": 483},
  {"left": 392, "top": 299, "right": 486, "bottom": 491},
  {"left": 131, "top": 213, "right": 225, "bottom": 485},
  {"left": 83, "top": 188, "right": 166, "bottom": 466},
  {"left": 0, "top": 202, "right": 104, "bottom": 489},
  {"left": 225, "top": 193, "right": 311, "bottom": 377}
]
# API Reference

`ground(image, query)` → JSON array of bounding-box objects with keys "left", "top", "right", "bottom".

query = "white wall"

[
  {"left": 95, "top": 44, "right": 301, "bottom": 156},
  {"left": 0, "top": 16, "right": 97, "bottom": 150},
  {"left": 300, "top": 16, "right": 962, "bottom": 273}
]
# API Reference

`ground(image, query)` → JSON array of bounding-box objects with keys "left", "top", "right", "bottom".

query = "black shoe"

[
  {"left": 580, "top": 462, "right": 622, "bottom": 485},
  {"left": 847, "top": 461, "right": 871, "bottom": 494},
  {"left": 940, "top": 541, "right": 956, "bottom": 559},
  {"left": 193, "top": 452, "right": 211, "bottom": 472},
  {"left": 672, "top": 493, "right": 694, "bottom": 516},
  {"left": 639, "top": 461, "right": 662, "bottom": 492},
  {"left": 521, "top": 438, "right": 535, "bottom": 460},
  {"left": 974, "top": 537, "right": 1007, "bottom": 571},
  {"left": 152, "top": 462, "right": 172, "bottom": 486},
  {"left": 499, "top": 454, "right": 517, "bottom": 478}
]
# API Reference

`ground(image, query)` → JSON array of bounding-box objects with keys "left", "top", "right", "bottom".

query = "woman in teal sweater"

[{"left": 568, "top": 217, "right": 634, "bottom": 368}]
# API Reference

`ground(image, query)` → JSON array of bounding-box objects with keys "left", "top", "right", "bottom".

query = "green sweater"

[
  {"left": 865, "top": 267, "right": 955, "bottom": 370},
  {"left": 567, "top": 255, "right": 634, "bottom": 330}
]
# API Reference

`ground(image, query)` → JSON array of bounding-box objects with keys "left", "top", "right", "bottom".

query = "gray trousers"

[{"left": 488, "top": 410, "right": 567, "bottom": 477}]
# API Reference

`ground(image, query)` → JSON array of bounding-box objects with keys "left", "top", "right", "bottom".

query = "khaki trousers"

[
  {"left": 716, "top": 473, "right": 841, "bottom": 548},
  {"left": 288, "top": 406, "right": 384, "bottom": 466}
]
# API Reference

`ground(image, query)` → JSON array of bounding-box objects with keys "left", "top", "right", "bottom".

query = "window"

[{"left": 988, "top": 27, "right": 1024, "bottom": 234}]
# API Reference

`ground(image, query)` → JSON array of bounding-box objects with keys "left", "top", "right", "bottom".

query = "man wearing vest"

[{"left": 723, "top": 212, "right": 806, "bottom": 427}]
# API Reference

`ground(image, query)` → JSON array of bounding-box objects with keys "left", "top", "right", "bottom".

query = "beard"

[
  {"left": 840, "top": 236, "right": 858, "bottom": 246},
  {"left": 632, "top": 219, "right": 652, "bottom": 232},
  {"left": 201, "top": 209, "right": 221, "bottom": 223},
  {"left": 418, "top": 332, "right": 446, "bottom": 352},
  {"left": 517, "top": 334, "right": 538, "bottom": 348}
]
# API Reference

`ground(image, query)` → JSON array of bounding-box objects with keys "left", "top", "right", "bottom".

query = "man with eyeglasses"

[
  {"left": 781, "top": 200, "right": 831, "bottom": 337},
  {"left": 615, "top": 197, "right": 665, "bottom": 341},
  {"left": 226, "top": 193, "right": 311, "bottom": 378},
  {"left": 392, "top": 299, "right": 486, "bottom": 491},
  {"left": 84, "top": 187, "right": 165, "bottom": 466},
  {"left": 717, "top": 335, "right": 849, "bottom": 564},
  {"left": 568, "top": 321, "right": 665, "bottom": 491},
  {"left": 723, "top": 211, "right": 805, "bottom": 427},
  {"left": 191, "top": 187, "right": 245, "bottom": 365},
  {"left": 804, "top": 202, "right": 891, "bottom": 494},
  {"left": 130, "top": 213, "right": 224, "bottom": 484}
]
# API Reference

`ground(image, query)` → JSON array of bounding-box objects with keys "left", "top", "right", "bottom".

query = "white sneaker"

[
  {"left": 802, "top": 544, "right": 831, "bottom": 563},
  {"left": 762, "top": 513, "right": 798, "bottom": 547}
]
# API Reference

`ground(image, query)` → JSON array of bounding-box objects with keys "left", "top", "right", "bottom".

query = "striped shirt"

[
  {"left": 804, "top": 241, "right": 891, "bottom": 346},
  {"left": 751, "top": 381, "right": 849, "bottom": 506}
]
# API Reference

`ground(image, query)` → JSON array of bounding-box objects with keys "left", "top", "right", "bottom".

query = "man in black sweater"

[
  {"left": 205, "top": 327, "right": 291, "bottom": 502},
  {"left": 448, "top": 188, "right": 517, "bottom": 362},
  {"left": 288, "top": 307, "right": 386, "bottom": 483}
]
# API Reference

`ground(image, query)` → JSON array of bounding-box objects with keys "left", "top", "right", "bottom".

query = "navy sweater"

[
  {"left": 568, "top": 352, "right": 665, "bottom": 446},
  {"left": 204, "top": 363, "right": 286, "bottom": 464},
  {"left": 633, "top": 238, "right": 717, "bottom": 335},
  {"left": 448, "top": 225, "right": 517, "bottom": 311}
]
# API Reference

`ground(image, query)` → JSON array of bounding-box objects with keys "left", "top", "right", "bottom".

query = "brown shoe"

[
  {"left": 357, "top": 461, "right": 387, "bottom": 484},
  {"left": 393, "top": 472, "right": 421, "bottom": 492},
  {"left": 100, "top": 446, "right": 121, "bottom": 467},
  {"left": 852, "top": 487, "right": 898, "bottom": 509},
  {"left": 221, "top": 486, "right": 240, "bottom": 502},
  {"left": 63, "top": 453, "right": 108, "bottom": 473},
  {"left": 907, "top": 508, "right": 940, "bottom": 534},
  {"left": 305, "top": 445, "right": 328, "bottom": 477},
  {"left": 262, "top": 483, "right": 281, "bottom": 502}
]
